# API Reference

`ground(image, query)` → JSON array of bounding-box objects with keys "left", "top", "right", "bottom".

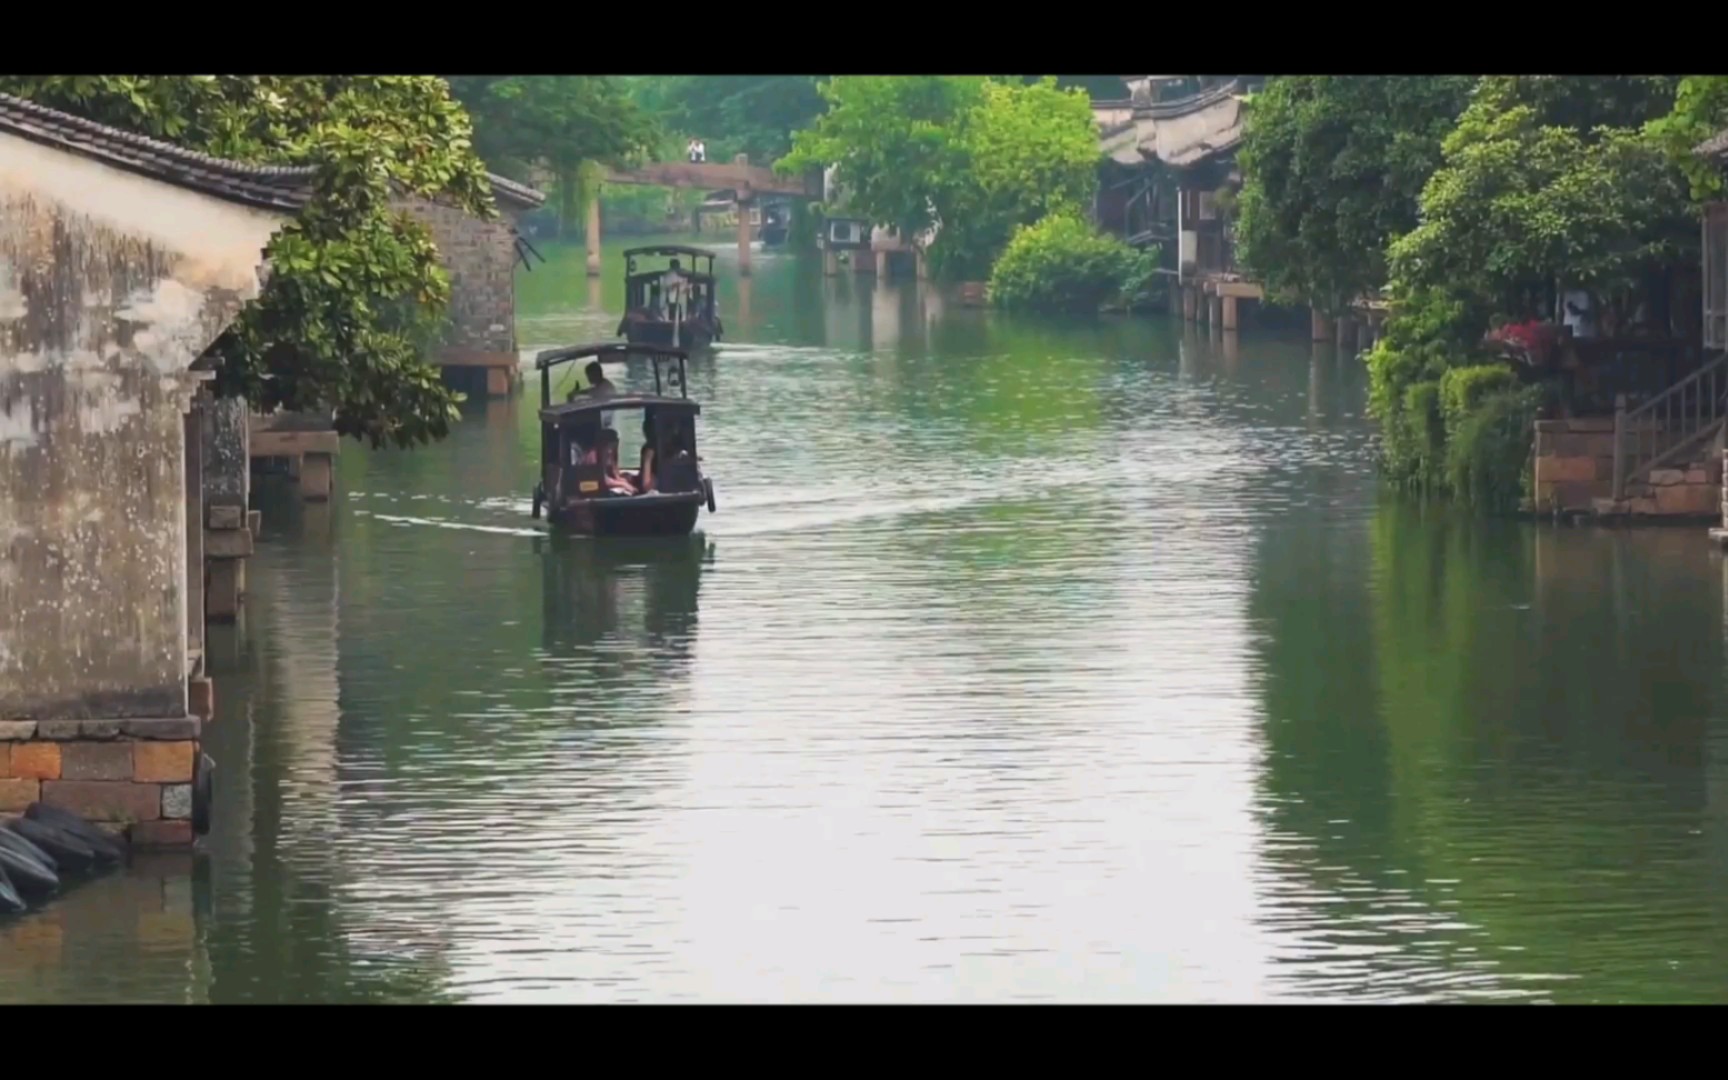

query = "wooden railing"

[{"left": 1612, "top": 350, "right": 1728, "bottom": 498}]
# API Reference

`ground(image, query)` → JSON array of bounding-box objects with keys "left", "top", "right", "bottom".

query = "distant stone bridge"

[
  {"left": 603, "top": 157, "right": 821, "bottom": 201},
  {"left": 588, "top": 154, "right": 822, "bottom": 276}
]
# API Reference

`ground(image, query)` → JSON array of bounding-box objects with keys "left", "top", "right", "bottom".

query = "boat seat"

[
  {"left": 565, "top": 463, "right": 609, "bottom": 499},
  {"left": 657, "top": 453, "right": 700, "bottom": 494}
]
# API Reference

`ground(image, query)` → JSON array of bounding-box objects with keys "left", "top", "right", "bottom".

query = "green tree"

[
  {"left": 1234, "top": 76, "right": 1475, "bottom": 314},
  {"left": 937, "top": 78, "right": 1102, "bottom": 278},
  {"left": 1362, "top": 76, "right": 1692, "bottom": 510},
  {"left": 1, "top": 75, "right": 494, "bottom": 448},
  {"left": 1648, "top": 75, "right": 1728, "bottom": 202},
  {"left": 447, "top": 76, "right": 659, "bottom": 234},
  {"left": 781, "top": 75, "right": 987, "bottom": 242},
  {"left": 780, "top": 76, "right": 1099, "bottom": 279},
  {"left": 1390, "top": 78, "right": 1694, "bottom": 327},
  {"left": 1048, "top": 76, "right": 1130, "bottom": 100},
  {"left": 631, "top": 76, "right": 827, "bottom": 165}
]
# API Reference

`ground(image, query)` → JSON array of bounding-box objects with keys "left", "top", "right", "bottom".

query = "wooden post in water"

[
  {"left": 585, "top": 196, "right": 601, "bottom": 278},
  {"left": 1337, "top": 315, "right": 1358, "bottom": 354},
  {"left": 735, "top": 153, "right": 753, "bottom": 277},
  {"left": 736, "top": 199, "right": 753, "bottom": 276},
  {"left": 1311, "top": 307, "right": 1333, "bottom": 342}
]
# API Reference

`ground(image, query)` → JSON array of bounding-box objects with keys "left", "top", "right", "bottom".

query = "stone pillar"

[
  {"left": 202, "top": 396, "right": 251, "bottom": 622},
  {"left": 1337, "top": 315, "right": 1358, "bottom": 353},
  {"left": 915, "top": 248, "right": 929, "bottom": 281},
  {"left": 485, "top": 367, "right": 513, "bottom": 397},
  {"left": 585, "top": 197, "right": 601, "bottom": 278},
  {"left": 183, "top": 403, "right": 204, "bottom": 660},
  {"left": 1721, "top": 448, "right": 1728, "bottom": 528},
  {"left": 735, "top": 199, "right": 753, "bottom": 277},
  {"left": 1208, "top": 293, "right": 1222, "bottom": 327},
  {"left": 1311, "top": 307, "right": 1333, "bottom": 342},
  {"left": 204, "top": 499, "right": 252, "bottom": 623},
  {"left": 1182, "top": 287, "right": 1198, "bottom": 322},
  {"left": 734, "top": 153, "right": 754, "bottom": 277},
  {"left": 300, "top": 452, "right": 334, "bottom": 502},
  {"left": 875, "top": 249, "right": 891, "bottom": 279},
  {"left": 823, "top": 248, "right": 839, "bottom": 276},
  {"left": 1222, "top": 294, "right": 1239, "bottom": 332}
]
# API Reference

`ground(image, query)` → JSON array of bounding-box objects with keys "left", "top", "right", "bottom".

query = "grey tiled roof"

[
  {"left": 488, "top": 172, "right": 545, "bottom": 209},
  {"left": 0, "top": 92, "right": 315, "bottom": 211},
  {"left": 0, "top": 93, "right": 546, "bottom": 215},
  {"left": 1697, "top": 127, "right": 1728, "bottom": 162}
]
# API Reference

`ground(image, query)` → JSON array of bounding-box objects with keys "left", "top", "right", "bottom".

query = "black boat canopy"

[
  {"left": 541, "top": 395, "right": 701, "bottom": 422},
  {"left": 622, "top": 245, "right": 714, "bottom": 261},
  {"left": 534, "top": 341, "right": 689, "bottom": 371}
]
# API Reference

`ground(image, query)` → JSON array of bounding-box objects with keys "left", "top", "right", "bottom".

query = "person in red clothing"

[{"left": 581, "top": 429, "right": 637, "bottom": 495}]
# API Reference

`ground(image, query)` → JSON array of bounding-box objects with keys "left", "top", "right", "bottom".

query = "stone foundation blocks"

[{"left": 1, "top": 717, "right": 201, "bottom": 846}]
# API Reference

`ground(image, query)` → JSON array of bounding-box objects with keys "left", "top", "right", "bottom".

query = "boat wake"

[{"left": 360, "top": 511, "right": 545, "bottom": 538}]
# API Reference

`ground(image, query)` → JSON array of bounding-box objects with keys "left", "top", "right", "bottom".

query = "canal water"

[{"left": 6, "top": 236, "right": 1728, "bottom": 1003}]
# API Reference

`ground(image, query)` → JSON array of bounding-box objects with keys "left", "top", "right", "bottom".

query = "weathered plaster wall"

[
  {"left": 393, "top": 194, "right": 522, "bottom": 361},
  {"left": 0, "top": 130, "right": 286, "bottom": 720},
  {"left": 201, "top": 393, "right": 249, "bottom": 511}
]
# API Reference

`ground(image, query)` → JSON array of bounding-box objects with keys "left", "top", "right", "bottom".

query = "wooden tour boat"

[
  {"left": 530, "top": 342, "right": 716, "bottom": 537},
  {"left": 616, "top": 246, "right": 723, "bottom": 349}
]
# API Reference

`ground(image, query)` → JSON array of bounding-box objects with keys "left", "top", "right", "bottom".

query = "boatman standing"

[{"left": 663, "top": 259, "right": 690, "bottom": 320}]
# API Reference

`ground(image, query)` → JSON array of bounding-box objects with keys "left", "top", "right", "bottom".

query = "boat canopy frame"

[
  {"left": 623, "top": 245, "right": 716, "bottom": 277},
  {"left": 534, "top": 342, "right": 691, "bottom": 411},
  {"left": 621, "top": 247, "right": 719, "bottom": 328}
]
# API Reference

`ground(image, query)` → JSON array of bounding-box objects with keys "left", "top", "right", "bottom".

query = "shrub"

[
  {"left": 1118, "top": 247, "right": 1167, "bottom": 311},
  {"left": 988, "top": 213, "right": 1139, "bottom": 314},
  {"left": 1393, "top": 380, "right": 1445, "bottom": 490},
  {"left": 1438, "top": 364, "right": 1519, "bottom": 432},
  {"left": 1444, "top": 385, "right": 1543, "bottom": 512},
  {"left": 1366, "top": 286, "right": 1507, "bottom": 494}
]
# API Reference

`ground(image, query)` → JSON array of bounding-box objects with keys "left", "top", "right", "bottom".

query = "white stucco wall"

[{"left": 0, "top": 129, "right": 295, "bottom": 719}]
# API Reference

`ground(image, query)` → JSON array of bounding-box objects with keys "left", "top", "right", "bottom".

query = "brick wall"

[
  {"left": 1533, "top": 417, "right": 1723, "bottom": 516},
  {"left": 394, "top": 194, "right": 521, "bottom": 358},
  {"left": 1, "top": 717, "right": 199, "bottom": 848}
]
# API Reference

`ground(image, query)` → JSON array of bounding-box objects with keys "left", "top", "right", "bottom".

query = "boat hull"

[
  {"left": 621, "top": 319, "right": 716, "bottom": 350},
  {"left": 548, "top": 492, "right": 704, "bottom": 537}
]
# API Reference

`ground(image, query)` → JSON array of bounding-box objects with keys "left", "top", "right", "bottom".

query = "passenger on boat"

[
  {"left": 583, "top": 429, "right": 638, "bottom": 495},
  {"left": 636, "top": 415, "right": 659, "bottom": 492}
]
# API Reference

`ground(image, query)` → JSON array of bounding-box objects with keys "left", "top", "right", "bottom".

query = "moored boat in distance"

[
  {"left": 760, "top": 203, "right": 789, "bottom": 247},
  {"left": 530, "top": 342, "right": 716, "bottom": 537},
  {"left": 616, "top": 246, "right": 723, "bottom": 349}
]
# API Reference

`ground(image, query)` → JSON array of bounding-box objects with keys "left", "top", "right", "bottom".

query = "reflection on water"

[
  {"left": 5, "top": 235, "right": 1728, "bottom": 1002},
  {"left": 0, "top": 857, "right": 207, "bottom": 1004}
]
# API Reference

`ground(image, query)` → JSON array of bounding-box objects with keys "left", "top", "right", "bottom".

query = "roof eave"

[
  {"left": 0, "top": 92, "right": 316, "bottom": 213},
  {"left": 487, "top": 172, "right": 546, "bottom": 210}
]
